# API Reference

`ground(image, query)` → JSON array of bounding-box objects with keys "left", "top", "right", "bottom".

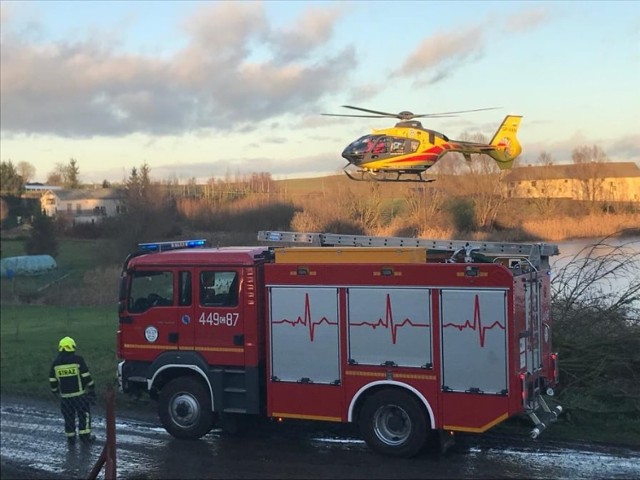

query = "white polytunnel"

[{"left": 0, "top": 255, "right": 57, "bottom": 277}]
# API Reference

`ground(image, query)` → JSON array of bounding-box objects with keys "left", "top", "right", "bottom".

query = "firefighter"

[{"left": 49, "top": 336, "right": 97, "bottom": 445}]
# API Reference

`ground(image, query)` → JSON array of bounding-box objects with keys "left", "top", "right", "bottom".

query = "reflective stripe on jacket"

[{"left": 49, "top": 352, "right": 95, "bottom": 398}]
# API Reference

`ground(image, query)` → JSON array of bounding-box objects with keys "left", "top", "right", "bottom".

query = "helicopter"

[{"left": 323, "top": 105, "right": 523, "bottom": 182}]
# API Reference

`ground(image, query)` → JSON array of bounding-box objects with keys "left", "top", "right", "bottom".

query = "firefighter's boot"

[{"left": 80, "top": 433, "right": 96, "bottom": 444}]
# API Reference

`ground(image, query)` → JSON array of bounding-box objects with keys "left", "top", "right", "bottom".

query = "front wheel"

[
  {"left": 158, "top": 377, "right": 213, "bottom": 439},
  {"left": 358, "top": 389, "right": 428, "bottom": 458}
]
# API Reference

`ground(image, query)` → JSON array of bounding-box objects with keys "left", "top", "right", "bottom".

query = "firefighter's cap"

[{"left": 58, "top": 336, "right": 76, "bottom": 352}]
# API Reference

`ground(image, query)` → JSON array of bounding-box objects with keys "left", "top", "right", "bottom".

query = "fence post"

[
  {"left": 105, "top": 384, "right": 117, "bottom": 479},
  {"left": 87, "top": 384, "right": 117, "bottom": 480}
]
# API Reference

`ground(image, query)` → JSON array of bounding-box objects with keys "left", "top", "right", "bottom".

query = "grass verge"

[{"left": 0, "top": 305, "right": 117, "bottom": 397}]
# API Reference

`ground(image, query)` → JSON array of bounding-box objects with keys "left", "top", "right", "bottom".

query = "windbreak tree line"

[{"left": 551, "top": 238, "right": 640, "bottom": 423}]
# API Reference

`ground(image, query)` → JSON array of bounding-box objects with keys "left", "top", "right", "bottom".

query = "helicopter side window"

[
  {"left": 390, "top": 138, "right": 405, "bottom": 154},
  {"left": 408, "top": 139, "right": 420, "bottom": 153}
]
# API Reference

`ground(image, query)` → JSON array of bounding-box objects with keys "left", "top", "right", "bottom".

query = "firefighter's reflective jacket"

[{"left": 49, "top": 351, "right": 95, "bottom": 398}]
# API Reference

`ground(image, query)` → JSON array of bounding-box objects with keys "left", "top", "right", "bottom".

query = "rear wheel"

[
  {"left": 158, "top": 377, "right": 213, "bottom": 439},
  {"left": 358, "top": 389, "right": 428, "bottom": 458}
]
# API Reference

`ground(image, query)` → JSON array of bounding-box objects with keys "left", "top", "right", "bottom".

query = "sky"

[{"left": 1, "top": 0, "right": 639, "bottom": 184}]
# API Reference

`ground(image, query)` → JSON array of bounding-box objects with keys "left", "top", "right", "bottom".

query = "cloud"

[
  {"left": 503, "top": 8, "right": 550, "bottom": 34},
  {"left": 393, "top": 25, "right": 485, "bottom": 78},
  {"left": 602, "top": 134, "right": 640, "bottom": 160},
  {"left": 268, "top": 4, "right": 347, "bottom": 63},
  {"left": 0, "top": 3, "right": 356, "bottom": 138},
  {"left": 393, "top": 6, "right": 550, "bottom": 84},
  {"left": 522, "top": 133, "right": 640, "bottom": 165}
]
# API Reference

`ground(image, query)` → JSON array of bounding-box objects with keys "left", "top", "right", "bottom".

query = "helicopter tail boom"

[{"left": 487, "top": 115, "right": 523, "bottom": 170}]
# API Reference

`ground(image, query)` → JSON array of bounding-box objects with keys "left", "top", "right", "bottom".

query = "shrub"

[
  {"left": 447, "top": 198, "right": 476, "bottom": 234},
  {"left": 552, "top": 237, "right": 640, "bottom": 423},
  {"left": 25, "top": 211, "right": 59, "bottom": 258}
]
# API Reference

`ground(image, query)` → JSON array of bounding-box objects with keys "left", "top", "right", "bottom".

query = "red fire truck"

[{"left": 117, "top": 230, "right": 562, "bottom": 457}]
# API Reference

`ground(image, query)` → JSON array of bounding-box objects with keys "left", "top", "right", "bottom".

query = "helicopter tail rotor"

[{"left": 487, "top": 115, "right": 523, "bottom": 170}]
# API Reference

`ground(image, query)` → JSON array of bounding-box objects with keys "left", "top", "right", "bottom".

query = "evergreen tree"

[
  {"left": 66, "top": 158, "right": 81, "bottom": 188},
  {"left": 25, "top": 211, "right": 59, "bottom": 257},
  {"left": 0, "top": 160, "right": 25, "bottom": 195}
]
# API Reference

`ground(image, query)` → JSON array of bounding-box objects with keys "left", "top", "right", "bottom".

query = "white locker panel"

[
  {"left": 348, "top": 287, "right": 432, "bottom": 368},
  {"left": 269, "top": 287, "right": 340, "bottom": 384},
  {"left": 441, "top": 289, "right": 508, "bottom": 394}
]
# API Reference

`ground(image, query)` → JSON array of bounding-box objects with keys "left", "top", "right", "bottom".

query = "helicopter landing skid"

[{"left": 344, "top": 167, "right": 435, "bottom": 183}]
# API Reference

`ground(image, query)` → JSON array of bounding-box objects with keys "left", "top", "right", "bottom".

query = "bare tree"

[
  {"left": 16, "top": 161, "right": 36, "bottom": 184},
  {"left": 452, "top": 132, "right": 507, "bottom": 230},
  {"left": 46, "top": 160, "right": 80, "bottom": 188},
  {"left": 571, "top": 145, "right": 608, "bottom": 204},
  {"left": 531, "top": 151, "right": 561, "bottom": 215},
  {"left": 404, "top": 184, "right": 446, "bottom": 230},
  {"left": 46, "top": 168, "right": 64, "bottom": 186}
]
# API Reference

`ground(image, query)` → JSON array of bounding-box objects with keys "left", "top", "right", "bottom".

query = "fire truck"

[{"left": 117, "top": 230, "right": 563, "bottom": 457}]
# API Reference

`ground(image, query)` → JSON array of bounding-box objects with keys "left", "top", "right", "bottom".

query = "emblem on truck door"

[{"left": 144, "top": 326, "right": 159, "bottom": 343}]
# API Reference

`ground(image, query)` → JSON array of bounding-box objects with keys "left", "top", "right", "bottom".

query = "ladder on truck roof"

[{"left": 257, "top": 231, "right": 560, "bottom": 270}]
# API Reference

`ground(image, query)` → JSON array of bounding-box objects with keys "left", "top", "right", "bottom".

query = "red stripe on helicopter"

[{"left": 387, "top": 145, "right": 450, "bottom": 165}]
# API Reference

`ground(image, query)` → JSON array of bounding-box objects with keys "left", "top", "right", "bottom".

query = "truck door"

[
  {"left": 125, "top": 268, "right": 192, "bottom": 357},
  {"left": 194, "top": 269, "right": 244, "bottom": 366}
]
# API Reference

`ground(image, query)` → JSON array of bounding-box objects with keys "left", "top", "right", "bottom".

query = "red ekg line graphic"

[
  {"left": 350, "top": 294, "right": 430, "bottom": 344},
  {"left": 443, "top": 294, "right": 505, "bottom": 347},
  {"left": 272, "top": 293, "right": 338, "bottom": 341}
]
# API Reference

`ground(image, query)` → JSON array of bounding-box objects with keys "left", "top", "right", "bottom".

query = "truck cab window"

[
  {"left": 129, "top": 270, "right": 174, "bottom": 312},
  {"left": 200, "top": 271, "right": 239, "bottom": 307}
]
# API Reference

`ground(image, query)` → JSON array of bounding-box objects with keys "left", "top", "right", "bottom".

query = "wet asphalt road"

[{"left": 1, "top": 395, "right": 639, "bottom": 479}]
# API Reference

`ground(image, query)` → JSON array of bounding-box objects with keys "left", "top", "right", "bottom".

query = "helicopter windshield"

[{"left": 342, "top": 135, "right": 419, "bottom": 164}]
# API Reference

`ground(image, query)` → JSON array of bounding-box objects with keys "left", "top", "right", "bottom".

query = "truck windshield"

[{"left": 129, "top": 270, "right": 174, "bottom": 312}]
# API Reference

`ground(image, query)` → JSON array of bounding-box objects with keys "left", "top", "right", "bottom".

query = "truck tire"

[
  {"left": 358, "top": 389, "right": 428, "bottom": 458},
  {"left": 158, "top": 377, "right": 213, "bottom": 439}
]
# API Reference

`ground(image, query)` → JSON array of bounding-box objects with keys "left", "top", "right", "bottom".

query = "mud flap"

[{"left": 435, "top": 429, "right": 456, "bottom": 455}]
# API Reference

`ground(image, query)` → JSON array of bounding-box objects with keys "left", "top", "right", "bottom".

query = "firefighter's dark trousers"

[{"left": 60, "top": 395, "right": 91, "bottom": 439}]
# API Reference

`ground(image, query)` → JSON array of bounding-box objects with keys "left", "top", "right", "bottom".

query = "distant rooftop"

[
  {"left": 43, "top": 188, "right": 125, "bottom": 200},
  {"left": 25, "top": 183, "right": 62, "bottom": 191},
  {"left": 504, "top": 162, "right": 640, "bottom": 182}
]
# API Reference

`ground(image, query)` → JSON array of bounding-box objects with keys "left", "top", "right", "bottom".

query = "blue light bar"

[{"left": 138, "top": 239, "right": 207, "bottom": 253}]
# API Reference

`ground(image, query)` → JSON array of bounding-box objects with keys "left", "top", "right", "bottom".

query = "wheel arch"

[
  {"left": 348, "top": 380, "right": 435, "bottom": 428},
  {"left": 147, "top": 351, "right": 214, "bottom": 409}
]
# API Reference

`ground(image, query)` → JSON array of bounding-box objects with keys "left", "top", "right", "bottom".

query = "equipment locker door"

[
  {"left": 266, "top": 285, "right": 343, "bottom": 421},
  {"left": 439, "top": 289, "right": 510, "bottom": 432},
  {"left": 440, "top": 289, "right": 508, "bottom": 394}
]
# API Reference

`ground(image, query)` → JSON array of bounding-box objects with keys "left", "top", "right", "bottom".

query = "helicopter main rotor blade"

[
  {"left": 414, "top": 107, "right": 501, "bottom": 118},
  {"left": 323, "top": 105, "right": 502, "bottom": 121},
  {"left": 341, "top": 105, "right": 400, "bottom": 117},
  {"left": 321, "top": 113, "right": 398, "bottom": 118}
]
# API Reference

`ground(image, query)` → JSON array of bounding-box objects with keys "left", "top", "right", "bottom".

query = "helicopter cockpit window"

[
  {"left": 345, "top": 135, "right": 381, "bottom": 154},
  {"left": 342, "top": 135, "right": 387, "bottom": 163}
]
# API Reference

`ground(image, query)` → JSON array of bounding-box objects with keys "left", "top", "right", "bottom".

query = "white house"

[{"left": 41, "top": 188, "right": 126, "bottom": 224}]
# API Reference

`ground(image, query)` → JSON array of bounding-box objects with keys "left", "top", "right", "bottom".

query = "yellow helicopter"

[{"left": 323, "top": 105, "right": 523, "bottom": 182}]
